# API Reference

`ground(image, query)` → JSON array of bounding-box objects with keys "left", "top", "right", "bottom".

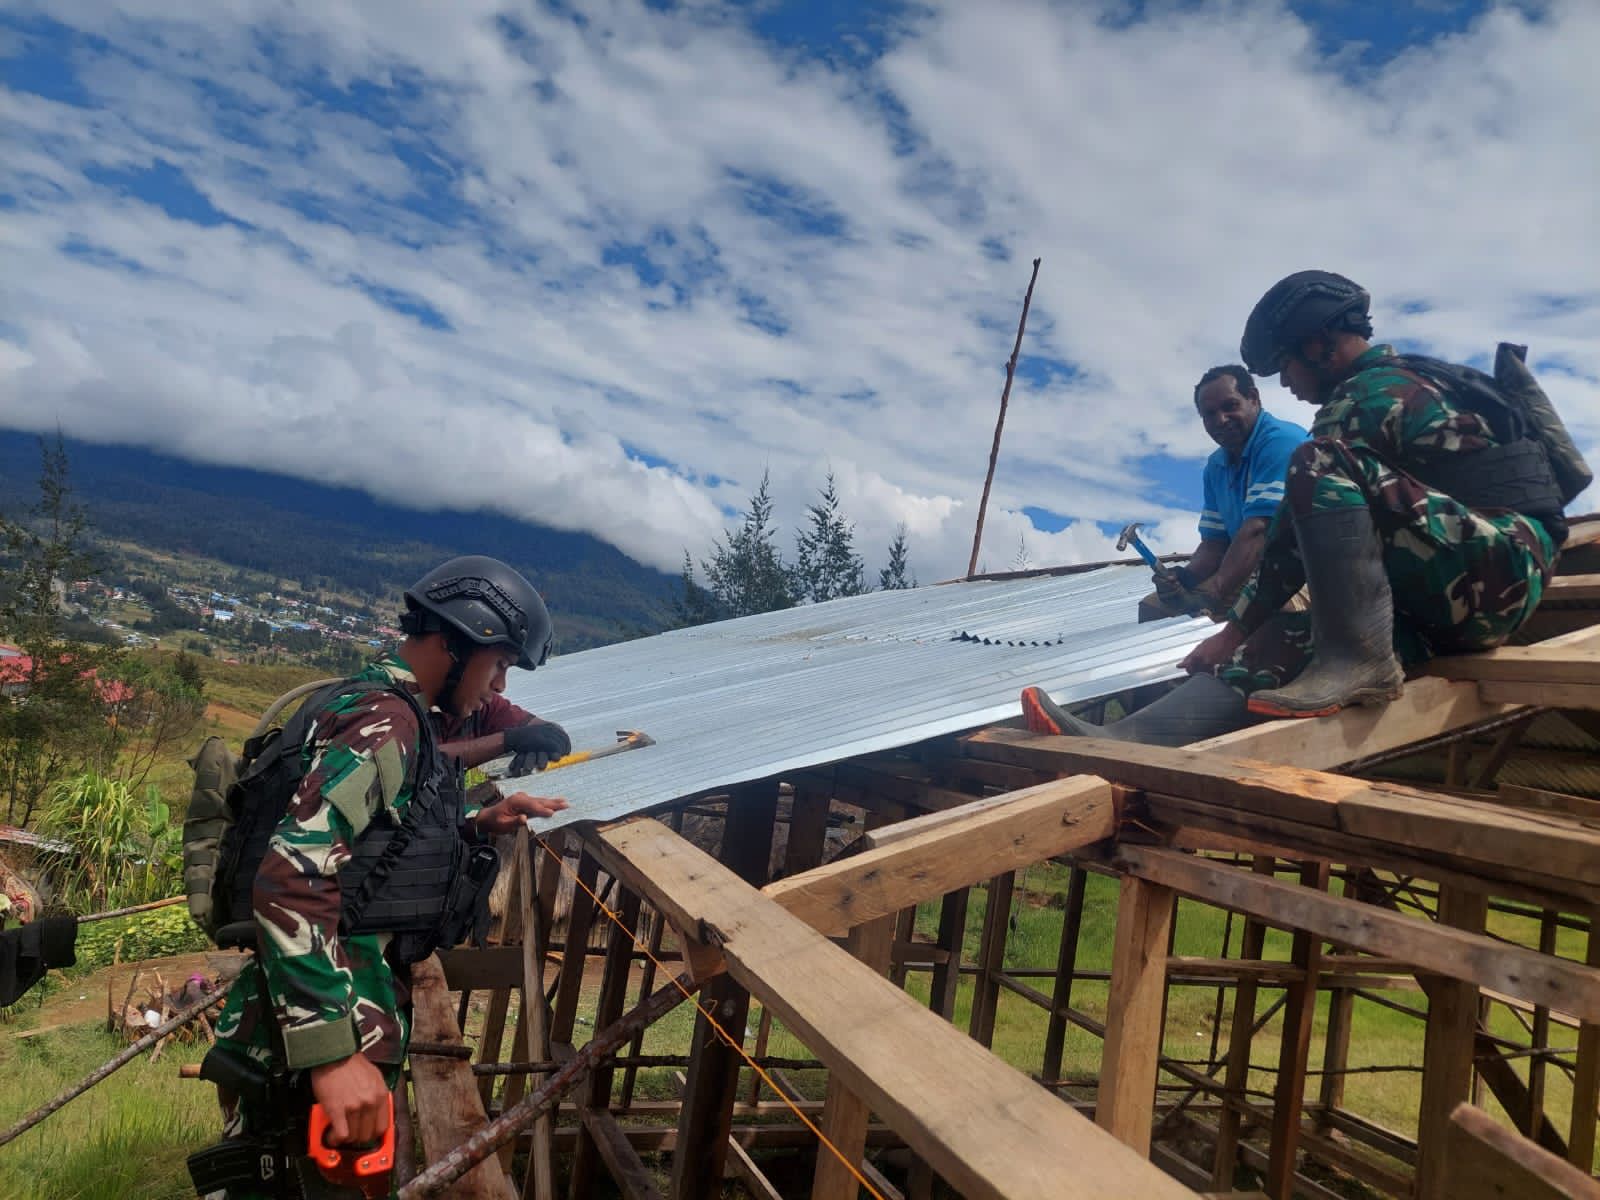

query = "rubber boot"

[
  {"left": 1019, "top": 674, "right": 1259, "bottom": 747},
  {"left": 1246, "top": 506, "right": 1404, "bottom": 718}
]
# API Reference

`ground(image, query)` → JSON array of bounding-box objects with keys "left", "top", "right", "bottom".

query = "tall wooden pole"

[{"left": 966, "top": 256, "right": 1042, "bottom": 580}]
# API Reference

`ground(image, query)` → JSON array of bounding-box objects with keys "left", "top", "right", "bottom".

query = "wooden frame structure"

[{"left": 403, "top": 548, "right": 1600, "bottom": 1200}]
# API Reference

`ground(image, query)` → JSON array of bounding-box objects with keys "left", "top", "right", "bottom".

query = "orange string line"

[{"left": 532, "top": 832, "right": 889, "bottom": 1200}]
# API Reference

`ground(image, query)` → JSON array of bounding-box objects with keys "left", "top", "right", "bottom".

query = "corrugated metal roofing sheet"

[{"left": 501, "top": 566, "right": 1209, "bottom": 830}]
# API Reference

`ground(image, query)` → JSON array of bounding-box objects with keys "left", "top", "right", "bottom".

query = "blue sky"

[{"left": 1, "top": 1, "right": 1595, "bottom": 578}]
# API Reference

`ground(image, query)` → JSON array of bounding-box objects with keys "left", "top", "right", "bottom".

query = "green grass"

[
  {"left": 3, "top": 846, "right": 1586, "bottom": 1197},
  {"left": 0, "top": 1025, "right": 216, "bottom": 1200}
]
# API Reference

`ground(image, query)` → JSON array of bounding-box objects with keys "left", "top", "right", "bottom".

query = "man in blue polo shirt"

[{"left": 1138, "top": 365, "right": 1308, "bottom": 621}]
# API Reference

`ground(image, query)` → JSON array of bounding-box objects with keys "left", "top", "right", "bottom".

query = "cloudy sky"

[{"left": 2, "top": 0, "right": 1596, "bottom": 582}]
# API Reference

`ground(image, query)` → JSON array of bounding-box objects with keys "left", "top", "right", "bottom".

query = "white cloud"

[{"left": 0, "top": 0, "right": 1596, "bottom": 582}]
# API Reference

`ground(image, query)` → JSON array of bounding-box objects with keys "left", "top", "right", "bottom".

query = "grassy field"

[
  {"left": 3, "top": 654, "right": 1586, "bottom": 1197},
  {"left": 1, "top": 863, "right": 1586, "bottom": 1199}
]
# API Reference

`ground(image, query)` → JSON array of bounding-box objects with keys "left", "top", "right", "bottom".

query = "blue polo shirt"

[{"left": 1198, "top": 408, "right": 1308, "bottom": 542}]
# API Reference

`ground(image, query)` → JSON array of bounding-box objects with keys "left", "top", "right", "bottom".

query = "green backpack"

[{"left": 181, "top": 677, "right": 339, "bottom": 937}]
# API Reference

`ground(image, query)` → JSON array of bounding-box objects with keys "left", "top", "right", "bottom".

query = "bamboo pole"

[
  {"left": 965, "top": 256, "right": 1042, "bottom": 580},
  {"left": 397, "top": 973, "right": 700, "bottom": 1200},
  {"left": 0, "top": 975, "right": 235, "bottom": 1148}
]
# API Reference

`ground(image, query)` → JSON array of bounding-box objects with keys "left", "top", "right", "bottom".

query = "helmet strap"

[{"left": 440, "top": 630, "right": 475, "bottom": 717}]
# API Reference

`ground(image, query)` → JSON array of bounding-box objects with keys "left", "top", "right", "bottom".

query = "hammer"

[
  {"left": 488, "top": 730, "right": 656, "bottom": 779},
  {"left": 1117, "top": 522, "right": 1175, "bottom": 582}
]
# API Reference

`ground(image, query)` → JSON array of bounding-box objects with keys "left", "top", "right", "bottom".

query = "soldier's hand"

[
  {"left": 505, "top": 720, "right": 573, "bottom": 773},
  {"left": 475, "top": 791, "right": 569, "bottom": 834},
  {"left": 1179, "top": 623, "right": 1245, "bottom": 675},
  {"left": 309, "top": 1052, "right": 391, "bottom": 1147}
]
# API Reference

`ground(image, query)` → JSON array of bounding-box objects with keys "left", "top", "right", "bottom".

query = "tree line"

[{"left": 673, "top": 471, "right": 916, "bottom": 625}]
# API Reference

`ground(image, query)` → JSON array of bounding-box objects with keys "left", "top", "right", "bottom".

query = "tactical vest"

[
  {"left": 207, "top": 678, "right": 498, "bottom": 964},
  {"left": 1380, "top": 349, "right": 1582, "bottom": 544}
]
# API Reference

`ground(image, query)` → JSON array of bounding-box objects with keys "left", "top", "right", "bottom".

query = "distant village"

[{"left": 58, "top": 572, "right": 403, "bottom": 667}]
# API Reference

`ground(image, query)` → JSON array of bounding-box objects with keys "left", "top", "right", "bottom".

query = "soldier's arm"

[
  {"left": 439, "top": 693, "right": 542, "bottom": 770},
  {"left": 252, "top": 692, "right": 419, "bottom": 1069}
]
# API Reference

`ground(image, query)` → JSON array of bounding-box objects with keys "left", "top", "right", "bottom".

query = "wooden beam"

[
  {"left": 1480, "top": 680, "right": 1600, "bottom": 709},
  {"left": 1190, "top": 676, "right": 1514, "bottom": 769},
  {"left": 1570, "top": 923, "right": 1600, "bottom": 1173},
  {"left": 517, "top": 830, "right": 557, "bottom": 1200},
  {"left": 570, "top": 890, "right": 641, "bottom": 1200},
  {"left": 408, "top": 955, "right": 515, "bottom": 1200},
  {"left": 760, "top": 775, "right": 1116, "bottom": 936},
  {"left": 575, "top": 1106, "right": 664, "bottom": 1200},
  {"left": 670, "top": 786, "right": 776, "bottom": 1200},
  {"left": 1544, "top": 573, "right": 1600, "bottom": 601},
  {"left": 593, "top": 818, "right": 1199, "bottom": 1200},
  {"left": 1264, "top": 862, "right": 1328, "bottom": 1200},
  {"left": 968, "top": 871, "right": 1015, "bottom": 1049},
  {"left": 1428, "top": 645, "right": 1600, "bottom": 684},
  {"left": 812, "top": 914, "right": 895, "bottom": 1200},
  {"left": 1096, "top": 876, "right": 1176, "bottom": 1155},
  {"left": 1210, "top": 856, "right": 1274, "bottom": 1191},
  {"left": 1114, "top": 846, "right": 1600, "bottom": 1023},
  {"left": 969, "top": 734, "right": 1600, "bottom": 890},
  {"left": 1446, "top": 1103, "right": 1600, "bottom": 1200}
]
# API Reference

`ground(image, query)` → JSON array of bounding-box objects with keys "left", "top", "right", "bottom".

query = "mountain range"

[{"left": 0, "top": 430, "right": 677, "bottom": 649}]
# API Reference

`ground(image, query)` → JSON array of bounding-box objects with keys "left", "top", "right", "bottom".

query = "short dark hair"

[{"left": 1194, "top": 364, "right": 1258, "bottom": 407}]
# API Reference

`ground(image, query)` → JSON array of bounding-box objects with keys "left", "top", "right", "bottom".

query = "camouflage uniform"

[
  {"left": 1214, "top": 346, "right": 1558, "bottom": 695},
  {"left": 211, "top": 654, "right": 485, "bottom": 1163}
]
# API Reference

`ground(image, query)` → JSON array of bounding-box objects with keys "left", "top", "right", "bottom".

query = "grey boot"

[
  {"left": 1247, "top": 506, "right": 1404, "bottom": 718},
  {"left": 1020, "top": 674, "right": 1258, "bottom": 747}
]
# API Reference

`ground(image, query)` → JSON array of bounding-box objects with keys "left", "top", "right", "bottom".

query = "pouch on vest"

[{"left": 1493, "top": 343, "right": 1594, "bottom": 507}]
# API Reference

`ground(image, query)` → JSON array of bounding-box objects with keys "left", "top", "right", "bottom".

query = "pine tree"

[
  {"left": 878, "top": 523, "right": 915, "bottom": 590},
  {"left": 670, "top": 551, "right": 722, "bottom": 628},
  {"left": 792, "top": 473, "right": 866, "bottom": 603},
  {"left": 702, "top": 472, "right": 795, "bottom": 617}
]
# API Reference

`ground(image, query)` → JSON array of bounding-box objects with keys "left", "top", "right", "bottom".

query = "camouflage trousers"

[{"left": 1217, "top": 437, "right": 1555, "bottom": 696}]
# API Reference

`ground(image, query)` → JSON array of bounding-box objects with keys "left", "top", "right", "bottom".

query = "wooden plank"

[
  {"left": 1191, "top": 675, "right": 1514, "bottom": 769},
  {"left": 516, "top": 831, "right": 556, "bottom": 1199},
  {"left": 1096, "top": 876, "right": 1176, "bottom": 1155},
  {"left": 1041, "top": 865, "right": 1088, "bottom": 1084},
  {"left": 594, "top": 818, "right": 1200, "bottom": 1200},
  {"left": 963, "top": 731, "right": 1345, "bottom": 829},
  {"left": 1210, "top": 857, "right": 1274, "bottom": 1191},
  {"left": 1140, "top": 791, "right": 1599, "bottom": 909},
  {"left": 1481, "top": 680, "right": 1600, "bottom": 709},
  {"left": 1493, "top": 785, "right": 1600, "bottom": 823},
  {"left": 576, "top": 1106, "right": 664, "bottom": 1200},
  {"left": 760, "top": 775, "right": 1116, "bottom": 936},
  {"left": 1544, "top": 573, "right": 1600, "bottom": 601},
  {"left": 1447, "top": 1103, "right": 1600, "bottom": 1200},
  {"left": 570, "top": 890, "right": 641, "bottom": 1200},
  {"left": 408, "top": 954, "right": 514, "bottom": 1200},
  {"left": 1264, "top": 863, "right": 1328, "bottom": 1199},
  {"left": 812, "top": 914, "right": 895, "bottom": 1200},
  {"left": 671, "top": 786, "right": 776, "bottom": 1200},
  {"left": 1570, "top": 923, "right": 1600, "bottom": 1173},
  {"left": 1115, "top": 846, "right": 1600, "bottom": 1023},
  {"left": 968, "top": 871, "right": 1014, "bottom": 1049},
  {"left": 1428, "top": 645, "right": 1600, "bottom": 684}
]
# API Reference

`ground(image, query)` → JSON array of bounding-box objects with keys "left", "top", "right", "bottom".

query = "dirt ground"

[{"left": 16, "top": 949, "right": 249, "bottom": 1035}]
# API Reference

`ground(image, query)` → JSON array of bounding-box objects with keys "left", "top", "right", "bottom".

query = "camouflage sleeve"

[{"left": 252, "top": 689, "right": 420, "bottom": 1069}]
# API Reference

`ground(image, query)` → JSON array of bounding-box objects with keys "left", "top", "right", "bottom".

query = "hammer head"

[
  {"left": 615, "top": 730, "right": 656, "bottom": 748},
  {"left": 1116, "top": 522, "right": 1142, "bottom": 553}
]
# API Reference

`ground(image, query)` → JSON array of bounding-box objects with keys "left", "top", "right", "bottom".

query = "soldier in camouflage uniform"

[
  {"left": 1183, "top": 270, "right": 1564, "bottom": 717},
  {"left": 1021, "top": 270, "right": 1566, "bottom": 744},
  {"left": 208, "top": 556, "right": 567, "bottom": 1193}
]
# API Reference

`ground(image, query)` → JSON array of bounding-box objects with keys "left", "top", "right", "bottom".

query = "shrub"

[{"left": 73, "top": 905, "right": 208, "bottom": 972}]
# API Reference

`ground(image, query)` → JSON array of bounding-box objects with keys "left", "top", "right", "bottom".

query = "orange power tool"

[{"left": 307, "top": 1095, "right": 395, "bottom": 1199}]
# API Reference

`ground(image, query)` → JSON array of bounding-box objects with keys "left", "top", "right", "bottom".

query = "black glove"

[{"left": 504, "top": 721, "right": 572, "bottom": 774}]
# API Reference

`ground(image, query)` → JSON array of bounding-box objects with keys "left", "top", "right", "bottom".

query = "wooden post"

[
  {"left": 1210, "top": 856, "right": 1274, "bottom": 1191},
  {"left": 1264, "top": 861, "right": 1329, "bottom": 1199},
  {"left": 1042, "top": 864, "right": 1089, "bottom": 1085},
  {"left": 1316, "top": 870, "right": 1360, "bottom": 1128},
  {"left": 1416, "top": 884, "right": 1490, "bottom": 1200},
  {"left": 1097, "top": 875, "right": 1177, "bottom": 1155},
  {"left": 515, "top": 832, "right": 561, "bottom": 1199},
  {"left": 1570, "top": 918, "right": 1600, "bottom": 1173},
  {"left": 569, "top": 889, "right": 641, "bottom": 1199},
  {"left": 908, "top": 885, "right": 970, "bottom": 1200},
  {"left": 1528, "top": 910, "right": 1558, "bottom": 1139},
  {"left": 670, "top": 783, "right": 778, "bottom": 1200},
  {"left": 968, "top": 870, "right": 1015, "bottom": 1048},
  {"left": 620, "top": 809, "right": 682, "bottom": 1111},
  {"left": 811, "top": 914, "right": 896, "bottom": 1199}
]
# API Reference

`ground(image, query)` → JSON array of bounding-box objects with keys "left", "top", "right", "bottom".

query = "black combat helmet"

[
  {"left": 1241, "top": 270, "right": 1371, "bottom": 377},
  {"left": 401, "top": 555, "right": 553, "bottom": 669}
]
